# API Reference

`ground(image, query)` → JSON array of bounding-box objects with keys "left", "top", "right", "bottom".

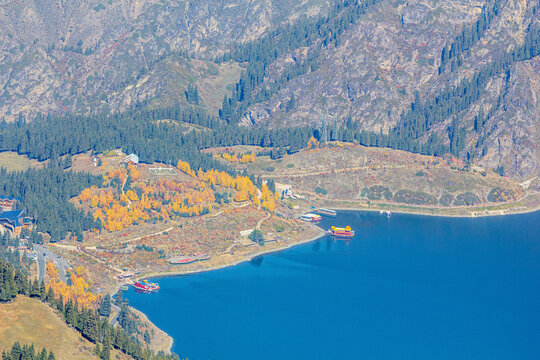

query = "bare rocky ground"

[
  {"left": 55, "top": 152, "right": 317, "bottom": 295},
  {"left": 222, "top": 143, "right": 539, "bottom": 214},
  {"left": 1, "top": 0, "right": 537, "bottom": 178},
  {"left": 0, "top": 0, "right": 330, "bottom": 119}
]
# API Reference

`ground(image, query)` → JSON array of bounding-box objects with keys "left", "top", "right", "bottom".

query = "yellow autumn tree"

[
  {"left": 306, "top": 136, "right": 319, "bottom": 150},
  {"left": 126, "top": 189, "right": 139, "bottom": 202},
  {"left": 79, "top": 188, "right": 92, "bottom": 202},
  {"left": 90, "top": 195, "right": 99, "bottom": 208},
  {"left": 177, "top": 160, "right": 195, "bottom": 176},
  {"left": 128, "top": 164, "right": 141, "bottom": 181},
  {"left": 260, "top": 183, "right": 276, "bottom": 212}
]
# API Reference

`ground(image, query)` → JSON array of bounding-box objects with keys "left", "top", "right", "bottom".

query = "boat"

[
  {"left": 133, "top": 280, "right": 160, "bottom": 292},
  {"left": 300, "top": 213, "right": 322, "bottom": 223},
  {"left": 326, "top": 226, "right": 355, "bottom": 238},
  {"left": 316, "top": 208, "right": 337, "bottom": 217},
  {"left": 385, "top": 210, "right": 391, "bottom": 216}
]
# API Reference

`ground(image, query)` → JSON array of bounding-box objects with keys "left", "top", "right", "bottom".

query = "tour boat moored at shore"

[
  {"left": 300, "top": 213, "right": 322, "bottom": 223},
  {"left": 317, "top": 208, "right": 337, "bottom": 217},
  {"left": 326, "top": 226, "right": 355, "bottom": 238},
  {"left": 133, "top": 280, "right": 160, "bottom": 292}
]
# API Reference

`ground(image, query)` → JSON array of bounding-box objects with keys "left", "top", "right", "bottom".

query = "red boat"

[
  {"left": 326, "top": 226, "right": 355, "bottom": 238},
  {"left": 133, "top": 280, "right": 160, "bottom": 292}
]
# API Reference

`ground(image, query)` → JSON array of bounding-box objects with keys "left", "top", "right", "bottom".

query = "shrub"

[
  {"left": 454, "top": 192, "right": 481, "bottom": 206},
  {"left": 315, "top": 187, "right": 328, "bottom": 195},
  {"left": 487, "top": 187, "right": 514, "bottom": 202},
  {"left": 287, "top": 163, "right": 295, "bottom": 168},
  {"left": 393, "top": 190, "right": 437, "bottom": 205},
  {"left": 265, "top": 166, "right": 275, "bottom": 172},
  {"left": 414, "top": 171, "right": 425, "bottom": 177},
  {"left": 249, "top": 229, "right": 265, "bottom": 245},
  {"left": 439, "top": 193, "right": 454, "bottom": 206},
  {"left": 363, "top": 186, "right": 392, "bottom": 200},
  {"left": 135, "top": 244, "right": 153, "bottom": 252}
]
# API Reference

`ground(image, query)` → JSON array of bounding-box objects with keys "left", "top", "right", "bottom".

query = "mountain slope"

[
  {"left": 239, "top": 0, "right": 539, "bottom": 177},
  {"left": 0, "top": 0, "right": 331, "bottom": 119},
  {"left": 0, "top": 0, "right": 538, "bottom": 178}
]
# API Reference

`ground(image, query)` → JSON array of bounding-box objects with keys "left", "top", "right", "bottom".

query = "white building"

[
  {"left": 275, "top": 183, "right": 292, "bottom": 197},
  {"left": 123, "top": 153, "right": 139, "bottom": 165}
]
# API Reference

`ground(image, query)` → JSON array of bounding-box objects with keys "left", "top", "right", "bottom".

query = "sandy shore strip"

[
  {"left": 322, "top": 196, "right": 540, "bottom": 219},
  {"left": 138, "top": 227, "right": 326, "bottom": 282},
  {"left": 119, "top": 225, "right": 326, "bottom": 353},
  {"left": 116, "top": 200, "right": 540, "bottom": 353}
]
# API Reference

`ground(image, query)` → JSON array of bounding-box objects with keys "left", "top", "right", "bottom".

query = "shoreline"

[
  {"left": 328, "top": 202, "right": 540, "bottom": 218},
  {"left": 317, "top": 192, "right": 540, "bottom": 219},
  {"left": 118, "top": 202, "right": 540, "bottom": 354},
  {"left": 137, "top": 226, "right": 326, "bottom": 282},
  {"left": 121, "top": 226, "right": 326, "bottom": 353}
]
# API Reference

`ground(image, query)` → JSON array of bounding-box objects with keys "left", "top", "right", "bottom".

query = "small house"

[
  {"left": 0, "top": 196, "right": 20, "bottom": 212},
  {"left": 123, "top": 153, "right": 139, "bottom": 166},
  {"left": 275, "top": 183, "right": 292, "bottom": 197}
]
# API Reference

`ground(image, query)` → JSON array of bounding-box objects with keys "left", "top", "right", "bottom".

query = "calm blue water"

[{"left": 124, "top": 211, "right": 540, "bottom": 360}]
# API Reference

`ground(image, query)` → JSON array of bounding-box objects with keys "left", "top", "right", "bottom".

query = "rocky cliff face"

[
  {"left": 0, "top": 0, "right": 330, "bottom": 119},
  {"left": 0, "top": 0, "right": 538, "bottom": 178},
  {"left": 239, "top": 0, "right": 539, "bottom": 178}
]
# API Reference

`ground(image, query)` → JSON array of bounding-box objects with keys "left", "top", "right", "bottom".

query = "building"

[
  {"left": 275, "top": 183, "right": 292, "bottom": 197},
  {"left": 0, "top": 196, "right": 20, "bottom": 212},
  {"left": 0, "top": 210, "right": 31, "bottom": 235},
  {"left": 123, "top": 153, "right": 139, "bottom": 166}
]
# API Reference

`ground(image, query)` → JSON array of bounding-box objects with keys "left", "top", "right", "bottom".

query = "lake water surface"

[{"left": 124, "top": 211, "right": 540, "bottom": 360}]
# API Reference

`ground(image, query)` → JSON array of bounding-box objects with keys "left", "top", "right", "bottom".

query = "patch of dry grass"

[
  {"left": 0, "top": 296, "right": 130, "bottom": 360},
  {"left": 0, "top": 152, "right": 41, "bottom": 172}
]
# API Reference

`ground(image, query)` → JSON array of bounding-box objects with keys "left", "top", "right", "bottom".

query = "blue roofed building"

[{"left": 0, "top": 210, "right": 29, "bottom": 235}]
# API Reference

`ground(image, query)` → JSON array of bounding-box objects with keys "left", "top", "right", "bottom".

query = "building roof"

[
  {"left": 124, "top": 153, "right": 139, "bottom": 164},
  {"left": 0, "top": 196, "right": 22, "bottom": 202},
  {"left": 0, "top": 210, "right": 24, "bottom": 227}
]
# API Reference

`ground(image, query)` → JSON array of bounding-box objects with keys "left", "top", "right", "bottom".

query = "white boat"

[
  {"left": 316, "top": 208, "right": 337, "bottom": 217},
  {"left": 300, "top": 213, "right": 322, "bottom": 223}
]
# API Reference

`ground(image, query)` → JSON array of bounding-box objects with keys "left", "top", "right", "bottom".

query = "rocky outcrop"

[
  {"left": 239, "top": 0, "right": 539, "bottom": 178},
  {"left": 0, "top": 0, "right": 331, "bottom": 120},
  {"left": 0, "top": 0, "right": 537, "bottom": 178}
]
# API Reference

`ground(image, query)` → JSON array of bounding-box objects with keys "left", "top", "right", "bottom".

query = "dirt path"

[
  {"left": 262, "top": 164, "right": 408, "bottom": 179},
  {"left": 121, "top": 175, "right": 133, "bottom": 208},
  {"left": 122, "top": 225, "right": 175, "bottom": 245},
  {"left": 50, "top": 243, "right": 124, "bottom": 274},
  {"left": 256, "top": 212, "right": 271, "bottom": 230}
]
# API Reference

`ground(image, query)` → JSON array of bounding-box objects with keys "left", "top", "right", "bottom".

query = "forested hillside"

[{"left": 0, "top": 0, "right": 538, "bottom": 178}]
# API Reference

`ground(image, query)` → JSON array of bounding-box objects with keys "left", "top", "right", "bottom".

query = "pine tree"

[
  {"left": 37, "top": 349, "right": 47, "bottom": 360},
  {"left": 98, "top": 294, "right": 111, "bottom": 317},
  {"left": 100, "top": 337, "right": 110, "bottom": 360},
  {"left": 9, "top": 342, "right": 22, "bottom": 360}
]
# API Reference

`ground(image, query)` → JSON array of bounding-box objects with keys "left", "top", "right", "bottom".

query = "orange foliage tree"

[
  {"left": 260, "top": 183, "right": 276, "bottom": 212},
  {"left": 177, "top": 160, "right": 196, "bottom": 176},
  {"left": 46, "top": 263, "right": 100, "bottom": 309},
  {"left": 79, "top": 188, "right": 92, "bottom": 202}
]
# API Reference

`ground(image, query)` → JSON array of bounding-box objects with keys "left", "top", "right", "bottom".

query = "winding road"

[{"left": 34, "top": 244, "right": 69, "bottom": 283}]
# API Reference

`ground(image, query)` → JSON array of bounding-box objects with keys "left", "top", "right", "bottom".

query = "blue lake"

[{"left": 124, "top": 211, "right": 540, "bottom": 360}]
